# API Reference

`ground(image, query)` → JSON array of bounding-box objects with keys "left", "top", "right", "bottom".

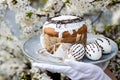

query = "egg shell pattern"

[
  {"left": 68, "top": 43, "right": 85, "bottom": 61},
  {"left": 95, "top": 38, "right": 112, "bottom": 54},
  {"left": 85, "top": 42, "right": 102, "bottom": 60}
]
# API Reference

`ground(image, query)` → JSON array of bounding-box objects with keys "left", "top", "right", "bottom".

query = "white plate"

[{"left": 22, "top": 34, "right": 118, "bottom": 66}]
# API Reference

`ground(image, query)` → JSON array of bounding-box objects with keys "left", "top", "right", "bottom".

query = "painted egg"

[
  {"left": 85, "top": 42, "right": 102, "bottom": 60},
  {"left": 95, "top": 37, "right": 112, "bottom": 54},
  {"left": 67, "top": 43, "right": 85, "bottom": 61}
]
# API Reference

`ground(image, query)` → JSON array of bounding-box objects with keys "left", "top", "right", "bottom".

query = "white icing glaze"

[
  {"left": 67, "top": 44, "right": 85, "bottom": 61},
  {"left": 51, "top": 15, "right": 78, "bottom": 20},
  {"left": 95, "top": 37, "right": 112, "bottom": 54},
  {"left": 77, "top": 34, "right": 81, "bottom": 37},
  {"left": 43, "top": 15, "right": 85, "bottom": 38},
  {"left": 85, "top": 42, "right": 102, "bottom": 60}
]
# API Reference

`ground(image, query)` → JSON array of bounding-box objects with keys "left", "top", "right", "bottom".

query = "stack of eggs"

[{"left": 67, "top": 37, "right": 112, "bottom": 61}]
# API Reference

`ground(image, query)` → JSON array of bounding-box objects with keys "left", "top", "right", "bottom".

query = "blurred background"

[{"left": 0, "top": 0, "right": 120, "bottom": 80}]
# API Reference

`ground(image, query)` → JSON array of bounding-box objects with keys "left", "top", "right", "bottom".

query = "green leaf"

[
  {"left": 94, "top": 0, "right": 102, "bottom": 1},
  {"left": 116, "top": 39, "right": 120, "bottom": 47},
  {"left": 0, "top": 34, "right": 1, "bottom": 39},
  {"left": 29, "top": 0, "right": 33, "bottom": 3},
  {"left": 34, "top": 78, "right": 39, "bottom": 80},
  {"left": 6, "top": 36, "right": 13, "bottom": 41},
  {"left": 19, "top": 26, "right": 22, "bottom": 30},
  {"left": 39, "top": 8, "right": 43, "bottom": 12},
  {"left": 12, "top": 0, "right": 17, "bottom": 5},
  {"left": 93, "top": 27, "right": 97, "bottom": 34},
  {"left": 25, "top": 62, "right": 31, "bottom": 69},
  {"left": 65, "top": 0, "right": 70, "bottom": 3},
  {"left": 45, "top": 0, "right": 48, "bottom": 3},
  {"left": 115, "top": 65, "right": 120, "bottom": 71},
  {"left": 30, "top": 72, "right": 34, "bottom": 78},
  {"left": 104, "top": 25, "right": 112, "bottom": 32},
  {"left": 26, "top": 12, "right": 33, "bottom": 18},
  {"left": 39, "top": 71, "right": 43, "bottom": 74},
  {"left": 108, "top": 0, "right": 120, "bottom": 7}
]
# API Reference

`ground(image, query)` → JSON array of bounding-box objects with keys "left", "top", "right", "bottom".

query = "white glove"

[{"left": 33, "top": 60, "right": 111, "bottom": 80}]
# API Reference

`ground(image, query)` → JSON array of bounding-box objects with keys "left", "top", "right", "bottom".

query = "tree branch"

[{"left": 92, "top": 11, "right": 103, "bottom": 25}]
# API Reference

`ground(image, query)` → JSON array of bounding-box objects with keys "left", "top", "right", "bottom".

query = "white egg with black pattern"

[
  {"left": 95, "top": 38, "right": 112, "bottom": 54},
  {"left": 67, "top": 43, "right": 85, "bottom": 61},
  {"left": 85, "top": 42, "right": 102, "bottom": 60}
]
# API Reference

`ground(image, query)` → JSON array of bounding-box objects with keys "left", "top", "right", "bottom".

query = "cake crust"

[{"left": 44, "top": 24, "right": 87, "bottom": 38}]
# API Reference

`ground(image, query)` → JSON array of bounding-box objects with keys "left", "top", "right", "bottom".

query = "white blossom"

[
  {"left": 95, "top": 23, "right": 105, "bottom": 32},
  {"left": 85, "top": 19, "right": 93, "bottom": 33},
  {"left": 112, "top": 9, "right": 120, "bottom": 25},
  {"left": 32, "top": 73, "right": 52, "bottom": 80},
  {"left": 15, "top": 12, "right": 35, "bottom": 27},
  {"left": 14, "top": 6, "right": 43, "bottom": 37},
  {"left": 0, "top": 75, "right": 7, "bottom": 80},
  {"left": 0, "top": 21, "right": 12, "bottom": 37},
  {"left": 0, "top": 58, "right": 26, "bottom": 76},
  {"left": 0, "top": 0, "right": 7, "bottom": 18},
  {"left": 45, "top": 0, "right": 113, "bottom": 16},
  {"left": 0, "top": 50, "right": 13, "bottom": 64},
  {"left": 0, "top": 20, "right": 50, "bottom": 80},
  {"left": 6, "top": 0, "right": 30, "bottom": 12}
]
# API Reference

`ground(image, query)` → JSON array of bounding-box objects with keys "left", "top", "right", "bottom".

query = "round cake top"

[
  {"left": 51, "top": 15, "right": 78, "bottom": 20},
  {"left": 43, "top": 15, "right": 86, "bottom": 38},
  {"left": 47, "top": 15, "right": 84, "bottom": 24},
  {"left": 52, "top": 15, "right": 77, "bottom": 20}
]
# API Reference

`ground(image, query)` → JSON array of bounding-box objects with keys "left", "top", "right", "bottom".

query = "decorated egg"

[
  {"left": 85, "top": 42, "right": 102, "bottom": 60},
  {"left": 67, "top": 43, "right": 85, "bottom": 61},
  {"left": 95, "top": 37, "right": 112, "bottom": 54}
]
